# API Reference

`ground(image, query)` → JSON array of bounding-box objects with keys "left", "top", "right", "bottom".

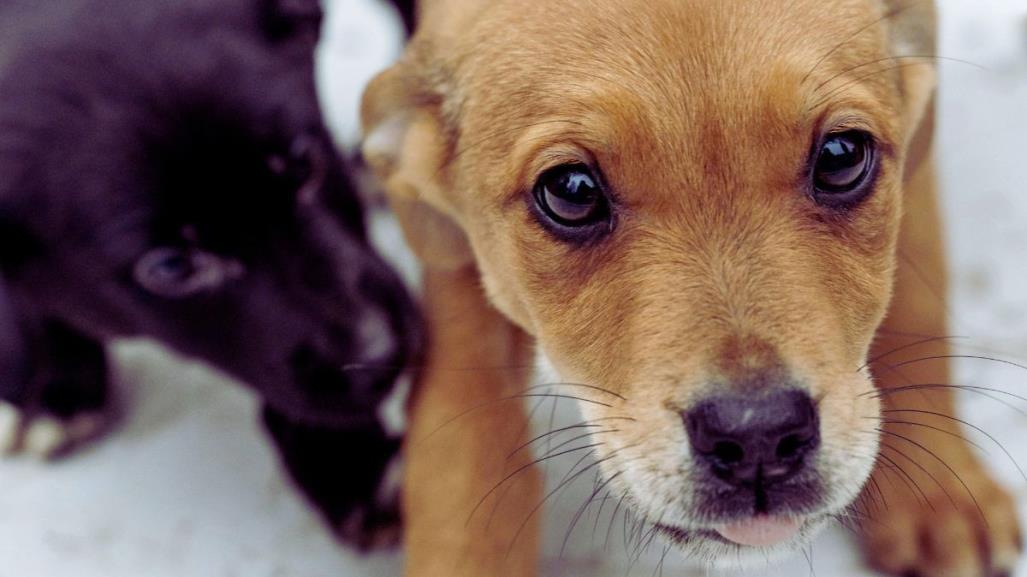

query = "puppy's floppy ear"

[
  {"left": 361, "top": 51, "right": 474, "bottom": 270},
  {"left": 880, "top": 0, "right": 938, "bottom": 143}
]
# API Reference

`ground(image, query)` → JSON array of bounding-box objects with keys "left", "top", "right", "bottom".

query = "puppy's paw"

[
  {"left": 262, "top": 405, "right": 405, "bottom": 551},
  {"left": 331, "top": 455, "right": 404, "bottom": 550},
  {"left": 0, "top": 401, "right": 111, "bottom": 459},
  {"left": 860, "top": 440, "right": 1022, "bottom": 577}
]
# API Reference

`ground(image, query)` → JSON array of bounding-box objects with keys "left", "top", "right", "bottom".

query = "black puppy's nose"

[{"left": 685, "top": 389, "right": 819, "bottom": 487}]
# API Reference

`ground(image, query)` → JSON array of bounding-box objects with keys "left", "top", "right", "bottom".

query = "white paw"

[
  {"left": 0, "top": 401, "right": 109, "bottom": 459},
  {"left": 0, "top": 402, "right": 21, "bottom": 454}
]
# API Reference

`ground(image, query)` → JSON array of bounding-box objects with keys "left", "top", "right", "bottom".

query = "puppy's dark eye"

[
  {"left": 533, "top": 164, "right": 611, "bottom": 236},
  {"left": 811, "top": 130, "right": 875, "bottom": 206},
  {"left": 133, "top": 247, "right": 244, "bottom": 299},
  {"left": 151, "top": 252, "right": 194, "bottom": 283}
]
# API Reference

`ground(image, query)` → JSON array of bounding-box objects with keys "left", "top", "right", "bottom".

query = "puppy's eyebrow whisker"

[
  {"left": 800, "top": 0, "right": 921, "bottom": 84},
  {"left": 811, "top": 55, "right": 989, "bottom": 94},
  {"left": 877, "top": 428, "right": 989, "bottom": 526},
  {"left": 882, "top": 409, "right": 1027, "bottom": 484},
  {"left": 806, "top": 62, "right": 932, "bottom": 112}
]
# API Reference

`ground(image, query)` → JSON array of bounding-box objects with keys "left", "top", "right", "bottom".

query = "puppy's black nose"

[{"left": 685, "top": 389, "right": 819, "bottom": 487}]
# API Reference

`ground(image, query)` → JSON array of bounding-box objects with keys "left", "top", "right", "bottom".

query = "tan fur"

[{"left": 361, "top": 1, "right": 1020, "bottom": 575}]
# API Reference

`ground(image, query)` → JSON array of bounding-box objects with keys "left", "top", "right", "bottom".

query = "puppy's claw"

[
  {"left": 22, "top": 417, "right": 67, "bottom": 457},
  {"left": 0, "top": 402, "right": 22, "bottom": 455},
  {"left": 0, "top": 401, "right": 109, "bottom": 459}
]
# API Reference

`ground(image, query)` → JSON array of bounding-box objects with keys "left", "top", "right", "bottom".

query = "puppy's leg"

[
  {"left": 861, "top": 114, "right": 1021, "bottom": 577},
  {"left": 0, "top": 318, "right": 113, "bottom": 458},
  {"left": 404, "top": 266, "right": 541, "bottom": 577},
  {"left": 262, "top": 404, "right": 404, "bottom": 550}
]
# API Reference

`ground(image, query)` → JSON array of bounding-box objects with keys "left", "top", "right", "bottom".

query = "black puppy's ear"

[
  {"left": 133, "top": 247, "right": 245, "bottom": 299},
  {"left": 261, "top": 0, "right": 323, "bottom": 43},
  {"left": 386, "top": 0, "right": 417, "bottom": 35}
]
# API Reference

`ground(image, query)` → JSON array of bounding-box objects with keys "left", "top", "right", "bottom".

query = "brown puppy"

[{"left": 362, "top": 1, "right": 1021, "bottom": 576}]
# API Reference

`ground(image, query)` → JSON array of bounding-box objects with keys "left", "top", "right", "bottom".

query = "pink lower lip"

[{"left": 715, "top": 515, "right": 804, "bottom": 547}]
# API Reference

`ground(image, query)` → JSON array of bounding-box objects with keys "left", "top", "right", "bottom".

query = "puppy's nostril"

[
  {"left": 685, "top": 389, "right": 819, "bottom": 488},
  {"left": 713, "top": 440, "right": 745, "bottom": 464},
  {"left": 776, "top": 433, "right": 807, "bottom": 460}
]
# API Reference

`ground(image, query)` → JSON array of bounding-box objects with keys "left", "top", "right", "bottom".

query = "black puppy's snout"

[{"left": 685, "top": 389, "right": 819, "bottom": 487}]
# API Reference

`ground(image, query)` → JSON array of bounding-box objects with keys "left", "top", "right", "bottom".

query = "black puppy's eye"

[
  {"left": 133, "top": 247, "right": 244, "bottom": 299},
  {"left": 151, "top": 252, "right": 193, "bottom": 283},
  {"left": 811, "top": 130, "right": 876, "bottom": 206},
  {"left": 533, "top": 164, "right": 611, "bottom": 235}
]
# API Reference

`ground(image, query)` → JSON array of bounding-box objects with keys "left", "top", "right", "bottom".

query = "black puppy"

[
  {"left": 0, "top": 0, "right": 418, "bottom": 548},
  {"left": 390, "top": 0, "right": 416, "bottom": 34}
]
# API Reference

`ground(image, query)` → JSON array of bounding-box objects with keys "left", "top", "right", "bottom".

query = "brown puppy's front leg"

[
  {"left": 404, "top": 266, "right": 541, "bottom": 577},
  {"left": 861, "top": 119, "right": 1021, "bottom": 577}
]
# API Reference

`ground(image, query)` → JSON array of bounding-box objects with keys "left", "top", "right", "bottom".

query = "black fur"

[
  {"left": 0, "top": 0, "right": 419, "bottom": 547},
  {"left": 389, "top": 0, "right": 416, "bottom": 35}
]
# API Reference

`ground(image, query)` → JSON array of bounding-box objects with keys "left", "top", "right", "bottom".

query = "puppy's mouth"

[
  {"left": 657, "top": 511, "right": 833, "bottom": 558},
  {"left": 657, "top": 511, "right": 809, "bottom": 542}
]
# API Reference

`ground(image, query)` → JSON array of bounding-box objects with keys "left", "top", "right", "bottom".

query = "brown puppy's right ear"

[
  {"left": 361, "top": 58, "right": 474, "bottom": 270},
  {"left": 880, "top": 0, "right": 938, "bottom": 147}
]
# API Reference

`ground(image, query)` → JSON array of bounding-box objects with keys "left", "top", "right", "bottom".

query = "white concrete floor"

[{"left": 2, "top": 1, "right": 1026, "bottom": 576}]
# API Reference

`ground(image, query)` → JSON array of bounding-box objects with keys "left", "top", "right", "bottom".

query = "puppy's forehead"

[{"left": 454, "top": 0, "right": 899, "bottom": 167}]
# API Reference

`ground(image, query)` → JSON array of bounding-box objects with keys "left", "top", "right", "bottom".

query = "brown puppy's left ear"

[
  {"left": 880, "top": 0, "right": 938, "bottom": 144},
  {"left": 361, "top": 54, "right": 475, "bottom": 270}
]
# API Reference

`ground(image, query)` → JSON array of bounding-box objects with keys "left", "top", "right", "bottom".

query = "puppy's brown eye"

[
  {"left": 812, "top": 130, "right": 875, "bottom": 206},
  {"left": 533, "top": 164, "right": 611, "bottom": 237}
]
